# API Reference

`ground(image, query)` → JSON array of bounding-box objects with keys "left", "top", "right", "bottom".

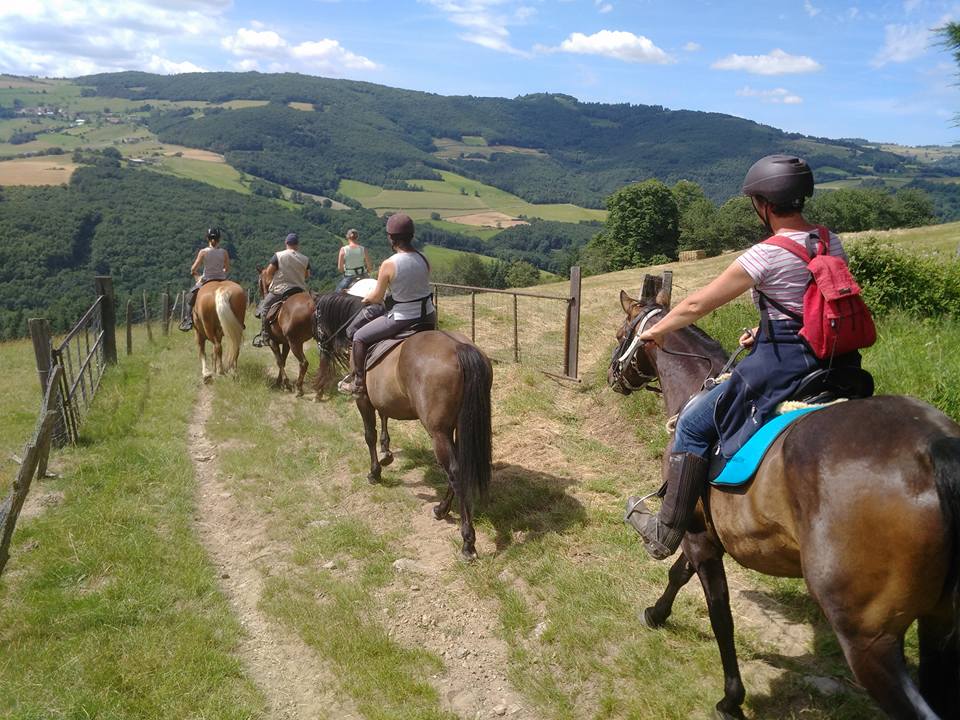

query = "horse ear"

[{"left": 620, "top": 289, "right": 636, "bottom": 313}]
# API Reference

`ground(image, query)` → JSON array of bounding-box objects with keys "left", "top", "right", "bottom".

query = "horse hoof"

[
  {"left": 714, "top": 702, "right": 746, "bottom": 720},
  {"left": 203, "top": 375, "right": 213, "bottom": 385},
  {"left": 640, "top": 607, "right": 664, "bottom": 629},
  {"left": 432, "top": 505, "right": 448, "bottom": 520},
  {"left": 460, "top": 547, "right": 478, "bottom": 562},
  {"left": 368, "top": 472, "right": 380, "bottom": 485},
  {"left": 379, "top": 452, "right": 394, "bottom": 467}
]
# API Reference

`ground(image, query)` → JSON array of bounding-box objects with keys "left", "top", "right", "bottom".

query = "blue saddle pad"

[{"left": 710, "top": 406, "right": 829, "bottom": 487}]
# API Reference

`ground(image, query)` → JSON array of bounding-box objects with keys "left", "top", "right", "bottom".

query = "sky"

[{"left": 0, "top": 0, "right": 958, "bottom": 146}]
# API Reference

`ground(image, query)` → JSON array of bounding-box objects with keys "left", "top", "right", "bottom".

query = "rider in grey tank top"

[
  {"left": 180, "top": 227, "right": 230, "bottom": 332},
  {"left": 389, "top": 252, "right": 435, "bottom": 320},
  {"left": 200, "top": 247, "right": 228, "bottom": 281}
]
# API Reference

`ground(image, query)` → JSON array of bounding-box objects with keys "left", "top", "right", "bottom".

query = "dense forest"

[{"left": 76, "top": 71, "right": 929, "bottom": 207}]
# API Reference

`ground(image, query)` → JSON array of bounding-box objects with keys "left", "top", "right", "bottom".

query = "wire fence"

[{"left": 430, "top": 267, "right": 581, "bottom": 379}]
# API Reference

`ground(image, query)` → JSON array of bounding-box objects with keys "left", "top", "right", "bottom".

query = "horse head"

[
  {"left": 607, "top": 274, "right": 672, "bottom": 395},
  {"left": 255, "top": 265, "right": 267, "bottom": 299}
]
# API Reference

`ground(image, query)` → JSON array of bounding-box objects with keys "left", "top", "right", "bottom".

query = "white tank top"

[
  {"left": 389, "top": 251, "right": 434, "bottom": 320},
  {"left": 200, "top": 246, "right": 228, "bottom": 281},
  {"left": 343, "top": 244, "right": 365, "bottom": 273}
]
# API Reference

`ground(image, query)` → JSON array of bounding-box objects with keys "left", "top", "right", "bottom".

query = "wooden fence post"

[
  {"left": 563, "top": 266, "right": 582, "bottom": 379},
  {"left": 94, "top": 276, "right": 117, "bottom": 364},
  {"left": 161, "top": 288, "right": 170, "bottom": 336},
  {"left": 125, "top": 299, "right": 133, "bottom": 355},
  {"left": 28, "top": 318, "right": 53, "bottom": 400},
  {"left": 661, "top": 270, "right": 674, "bottom": 308},
  {"left": 142, "top": 290, "right": 153, "bottom": 343}
]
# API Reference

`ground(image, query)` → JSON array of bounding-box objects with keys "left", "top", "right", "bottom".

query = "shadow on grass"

[{"left": 393, "top": 448, "right": 588, "bottom": 551}]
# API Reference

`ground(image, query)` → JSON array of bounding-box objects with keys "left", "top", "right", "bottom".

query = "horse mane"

[
  {"left": 314, "top": 291, "right": 363, "bottom": 367},
  {"left": 683, "top": 323, "right": 728, "bottom": 360}
]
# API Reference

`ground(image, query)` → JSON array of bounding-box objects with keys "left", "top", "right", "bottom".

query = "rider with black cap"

[
  {"left": 624, "top": 155, "right": 856, "bottom": 560},
  {"left": 180, "top": 227, "right": 230, "bottom": 332},
  {"left": 252, "top": 233, "right": 311, "bottom": 347}
]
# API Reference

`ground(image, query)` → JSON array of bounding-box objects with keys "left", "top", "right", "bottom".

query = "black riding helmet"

[
  {"left": 741, "top": 154, "right": 814, "bottom": 210},
  {"left": 206, "top": 227, "right": 221, "bottom": 241}
]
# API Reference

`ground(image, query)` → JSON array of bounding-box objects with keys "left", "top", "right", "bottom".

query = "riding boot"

[
  {"left": 252, "top": 317, "right": 268, "bottom": 348},
  {"left": 178, "top": 314, "right": 193, "bottom": 332},
  {"left": 339, "top": 341, "right": 367, "bottom": 396},
  {"left": 624, "top": 452, "right": 708, "bottom": 560}
]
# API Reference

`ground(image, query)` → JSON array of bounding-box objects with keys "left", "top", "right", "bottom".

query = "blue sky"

[{"left": 1, "top": 0, "right": 958, "bottom": 145}]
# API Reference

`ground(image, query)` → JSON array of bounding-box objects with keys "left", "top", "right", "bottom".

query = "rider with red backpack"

[{"left": 625, "top": 154, "right": 874, "bottom": 560}]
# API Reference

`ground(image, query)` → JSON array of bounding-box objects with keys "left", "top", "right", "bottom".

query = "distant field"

[
  {"left": 287, "top": 102, "right": 315, "bottom": 112},
  {"left": 844, "top": 220, "right": 960, "bottom": 254},
  {"left": 871, "top": 143, "right": 960, "bottom": 163},
  {"left": 339, "top": 170, "right": 605, "bottom": 234},
  {"left": 144, "top": 156, "right": 250, "bottom": 195},
  {"left": 218, "top": 100, "right": 269, "bottom": 110},
  {"left": 422, "top": 243, "right": 560, "bottom": 281},
  {"left": 817, "top": 176, "right": 914, "bottom": 189},
  {"left": 432, "top": 137, "right": 548, "bottom": 160},
  {"left": 419, "top": 218, "right": 502, "bottom": 241},
  {"left": 0, "top": 156, "right": 77, "bottom": 185}
]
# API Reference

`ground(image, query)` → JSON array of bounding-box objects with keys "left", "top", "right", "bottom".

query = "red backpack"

[{"left": 760, "top": 226, "right": 876, "bottom": 360}]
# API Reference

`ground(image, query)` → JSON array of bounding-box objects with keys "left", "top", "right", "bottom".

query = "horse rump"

[{"left": 455, "top": 343, "right": 492, "bottom": 501}]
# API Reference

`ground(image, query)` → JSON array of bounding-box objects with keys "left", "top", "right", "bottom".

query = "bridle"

[{"left": 609, "top": 304, "right": 733, "bottom": 394}]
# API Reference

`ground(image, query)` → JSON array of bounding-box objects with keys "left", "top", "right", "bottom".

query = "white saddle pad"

[{"left": 346, "top": 278, "right": 377, "bottom": 297}]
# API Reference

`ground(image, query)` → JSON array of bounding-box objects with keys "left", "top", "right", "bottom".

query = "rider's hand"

[
  {"left": 638, "top": 328, "right": 662, "bottom": 348},
  {"left": 739, "top": 326, "right": 758, "bottom": 347}
]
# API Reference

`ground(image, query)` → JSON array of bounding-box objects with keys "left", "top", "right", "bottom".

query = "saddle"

[
  {"left": 364, "top": 320, "right": 437, "bottom": 372},
  {"left": 707, "top": 365, "right": 874, "bottom": 487},
  {"left": 265, "top": 288, "right": 305, "bottom": 325}
]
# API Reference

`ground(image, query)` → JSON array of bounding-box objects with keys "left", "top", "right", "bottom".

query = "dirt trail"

[{"left": 190, "top": 387, "right": 361, "bottom": 720}]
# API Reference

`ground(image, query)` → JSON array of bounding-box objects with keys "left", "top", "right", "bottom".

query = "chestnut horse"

[
  {"left": 193, "top": 280, "right": 246, "bottom": 382},
  {"left": 609, "top": 278, "right": 960, "bottom": 720},
  {"left": 312, "top": 292, "right": 493, "bottom": 560},
  {"left": 256, "top": 267, "right": 316, "bottom": 397}
]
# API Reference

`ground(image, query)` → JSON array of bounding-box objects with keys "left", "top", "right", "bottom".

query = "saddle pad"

[
  {"left": 710, "top": 405, "right": 829, "bottom": 488},
  {"left": 347, "top": 278, "right": 377, "bottom": 297}
]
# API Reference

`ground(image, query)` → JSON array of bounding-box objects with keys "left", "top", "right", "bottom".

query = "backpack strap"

[
  {"left": 763, "top": 235, "right": 811, "bottom": 262},
  {"left": 757, "top": 234, "right": 808, "bottom": 337}
]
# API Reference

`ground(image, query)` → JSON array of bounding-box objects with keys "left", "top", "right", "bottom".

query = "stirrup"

[
  {"left": 178, "top": 319, "right": 193, "bottom": 332},
  {"left": 252, "top": 333, "right": 265, "bottom": 348},
  {"left": 624, "top": 496, "right": 678, "bottom": 560}
]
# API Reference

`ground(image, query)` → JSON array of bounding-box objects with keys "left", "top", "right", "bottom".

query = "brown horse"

[
  {"left": 609, "top": 276, "right": 960, "bottom": 720},
  {"left": 193, "top": 280, "right": 246, "bottom": 382},
  {"left": 313, "top": 292, "right": 493, "bottom": 560},
  {"left": 256, "top": 267, "right": 316, "bottom": 397}
]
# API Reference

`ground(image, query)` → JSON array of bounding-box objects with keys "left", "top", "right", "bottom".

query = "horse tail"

[
  {"left": 215, "top": 286, "right": 244, "bottom": 371},
  {"left": 932, "top": 436, "right": 960, "bottom": 636},
  {"left": 455, "top": 343, "right": 492, "bottom": 501}
]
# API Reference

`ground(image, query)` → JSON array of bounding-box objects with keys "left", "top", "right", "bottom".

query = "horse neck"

[{"left": 654, "top": 326, "right": 728, "bottom": 417}]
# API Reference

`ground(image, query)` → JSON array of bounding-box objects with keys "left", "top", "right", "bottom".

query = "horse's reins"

[{"left": 316, "top": 306, "right": 365, "bottom": 352}]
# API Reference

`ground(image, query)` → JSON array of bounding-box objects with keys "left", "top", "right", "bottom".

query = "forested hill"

[{"left": 76, "top": 71, "right": 913, "bottom": 206}]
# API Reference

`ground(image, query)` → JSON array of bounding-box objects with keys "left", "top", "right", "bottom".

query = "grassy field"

[
  {"left": 843, "top": 219, "right": 960, "bottom": 254},
  {"left": 339, "top": 170, "right": 606, "bottom": 234},
  {"left": 147, "top": 155, "right": 252, "bottom": 195}
]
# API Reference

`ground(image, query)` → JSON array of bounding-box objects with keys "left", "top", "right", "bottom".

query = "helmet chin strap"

[{"left": 752, "top": 197, "right": 773, "bottom": 234}]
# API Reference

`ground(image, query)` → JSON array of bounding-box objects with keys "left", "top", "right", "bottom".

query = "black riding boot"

[
  {"left": 339, "top": 341, "right": 367, "bottom": 396},
  {"left": 179, "top": 293, "right": 196, "bottom": 331},
  {"left": 624, "top": 452, "right": 708, "bottom": 560},
  {"left": 252, "top": 317, "right": 268, "bottom": 348}
]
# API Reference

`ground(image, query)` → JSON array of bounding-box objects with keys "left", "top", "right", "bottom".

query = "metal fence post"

[
  {"left": 513, "top": 294, "right": 519, "bottom": 363},
  {"left": 94, "top": 276, "right": 117, "bottom": 364},
  {"left": 563, "top": 266, "right": 581, "bottom": 379},
  {"left": 142, "top": 290, "right": 153, "bottom": 343},
  {"left": 470, "top": 291, "right": 476, "bottom": 343},
  {"left": 125, "top": 299, "right": 133, "bottom": 355}
]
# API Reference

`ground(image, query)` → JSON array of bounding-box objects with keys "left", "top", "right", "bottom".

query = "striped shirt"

[{"left": 737, "top": 229, "right": 848, "bottom": 320}]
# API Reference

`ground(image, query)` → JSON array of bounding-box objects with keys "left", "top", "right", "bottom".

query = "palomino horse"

[
  {"left": 313, "top": 292, "right": 493, "bottom": 560},
  {"left": 256, "top": 267, "right": 316, "bottom": 397},
  {"left": 193, "top": 280, "right": 246, "bottom": 382},
  {"left": 609, "top": 277, "right": 960, "bottom": 720}
]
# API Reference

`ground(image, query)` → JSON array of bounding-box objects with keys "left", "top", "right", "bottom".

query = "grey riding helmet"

[{"left": 741, "top": 154, "right": 814, "bottom": 210}]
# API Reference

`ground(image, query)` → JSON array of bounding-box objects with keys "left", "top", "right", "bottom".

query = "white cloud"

[
  {"left": 221, "top": 27, "right": 378, "bottom": 72},
  {"left": 595, "top": 0, "right": 613, "bottom": 13},
  {"left": 804, "top": 0, "right": 820, "bottom": 17},
  {"left": 872, "top": 23, "right": 930, "bottom": 66},
  {"left": 0, "top": 0, "right": 222, "bottom": 76},
  {"left": 558, "top": 30, "right": 673, "bottom": 64},
  {"left": 683, "top": 41, "right": 701, "bottom": 52},
  {"left": 711, "top": 48, "right": 822, "bottom": 75},
  {"left": 422, "top": 0, "right": 534, "bottom": 55},
  {"left": 737, "top": 86, "right": 803, "bottom": 104}
]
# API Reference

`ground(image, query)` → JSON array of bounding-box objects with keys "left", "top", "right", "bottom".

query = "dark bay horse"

[
  {"left": 193, "top": 280, "right": 246, "bottom": 382},
  {"left": 313, "top": 292, "right": 493, "bottom": 560},
  {"left": 609, "top": 278, "right": 960, "bottom": 720},
  {"left": 256, "top": 267, "right": 316, "bottom": 396}
]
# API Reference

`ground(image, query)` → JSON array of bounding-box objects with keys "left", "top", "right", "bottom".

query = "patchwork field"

[
  {"left": 0, "top": 156, "right": 78, "bottom": 185},
  {"left": 433, "top": 137, "right": 549, "bottom": 161},
  {"left": 339, "top": 170, "right": 605, "bottom": 236}
]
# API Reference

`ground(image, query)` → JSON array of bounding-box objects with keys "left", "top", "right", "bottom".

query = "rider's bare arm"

[
  {"left": 337, "top": 247, "right": 345, "bottom": 273},
  {"left": 640, "top": 260, "right": 754, "bottom": 347},
  {"left": 364, "top": 259, "right": 394, "bottom": 305},
  {"left": 190, "top": 251, "right": 204, "bottom": 280},
  {"left": 263, "top": 262, "right": 277, "bottom": 285},
  {"left": 223, "top": 254, "right": 231, "bottom": 275}
]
